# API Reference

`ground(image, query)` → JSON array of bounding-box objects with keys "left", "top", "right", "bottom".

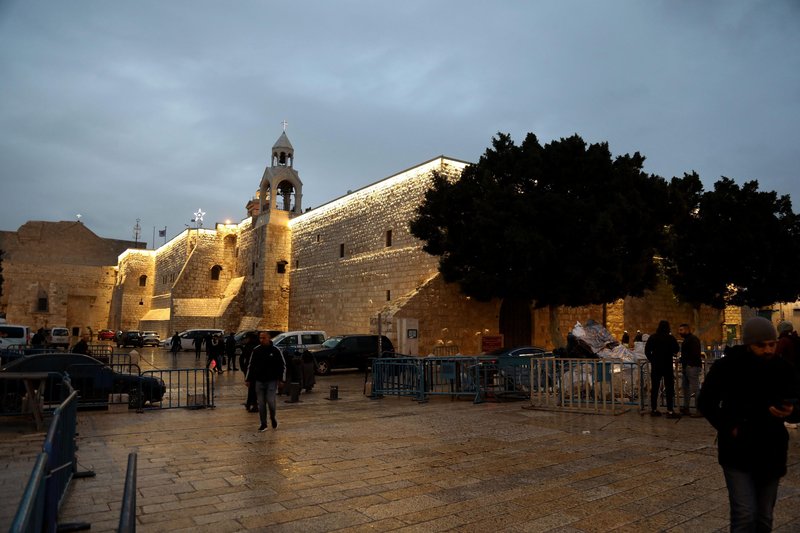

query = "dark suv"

[
  {"left": 117, "top": 330, "right": 143, "bottom": 348},
  {"left": 312, "top": 334, "right": 394, "bottom": 375}
]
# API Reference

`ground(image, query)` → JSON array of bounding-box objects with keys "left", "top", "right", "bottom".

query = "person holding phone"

[{"left": 699, "top": 316, "right": 800, "bottom": 532}]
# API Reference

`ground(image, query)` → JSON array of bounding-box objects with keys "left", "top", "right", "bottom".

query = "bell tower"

[
  {"left": 241, "top": 123, "right": 301, "bottom": 331},
  {"left": 257, "top": 124, "right": 303, "bottom": 220}
]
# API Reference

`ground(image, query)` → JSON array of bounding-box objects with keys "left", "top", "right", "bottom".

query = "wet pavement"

[{"left": 2, "top": 347, "right": 800, "bottom": 532}]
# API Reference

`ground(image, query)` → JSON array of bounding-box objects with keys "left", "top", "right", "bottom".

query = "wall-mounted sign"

[
  {"left": 407, "top": 329, "right": 418, "bottom": 339},
  {"left": 481, "top": 334, "right": 504, "bottom": 353}
]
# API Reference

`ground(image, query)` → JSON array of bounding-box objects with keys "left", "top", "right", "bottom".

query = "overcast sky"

[{"left": 1, "top": 1, "right": 798, "bottom": 246}]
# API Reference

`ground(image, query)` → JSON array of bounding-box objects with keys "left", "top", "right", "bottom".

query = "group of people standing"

[
  {"left": 643, "top": 317, "right": 800, "bottom": 531},
  {"left": 169, "top": 331, "right": 239, "bottom": 373},
  {"left": 644, "top": 320, "right": 703, "bottom": 418}
]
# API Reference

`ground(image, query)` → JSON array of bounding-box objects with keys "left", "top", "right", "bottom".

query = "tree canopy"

[
  {"left": 664, "top": 176, "right": 800, "bottom": 308},
  {"left": 410, "top": 132, "right": 670, "bottom": 308}
]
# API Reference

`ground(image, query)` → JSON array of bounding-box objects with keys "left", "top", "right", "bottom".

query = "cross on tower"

[{"left": 281, "top": 119, "right": 288, "bottom": 132}]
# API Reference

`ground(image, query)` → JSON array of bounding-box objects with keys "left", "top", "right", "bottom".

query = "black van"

[{"left": 312, "top": 334, "right": 394, "bottom": 375}]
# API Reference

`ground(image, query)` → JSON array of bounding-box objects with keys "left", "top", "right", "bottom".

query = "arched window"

[
  {"left": 139, "top": 275, "right": 147, "bottom": 287},
  {"left": 211, "top": 265, "right": 222, "bottom": 281}
]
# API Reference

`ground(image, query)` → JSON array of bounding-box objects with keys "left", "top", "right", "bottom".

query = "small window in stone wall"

[
  {"left": 339, "top": 243, "right": 345, "bottom": 258},
  {"left": 277, "top": 260, "right": 287, "bottom": 274},
  {"left": 386, "top": 230, "right": 392, "bottom": 247},
  {"left": 211, "top": 265, "right": 222, "bottom": 280},
  {"left": 295, "top": 259, "right": 299, "bottom": 269},
  {"left": 386, "top": 290, "right": 391, "bottom": 301},
  {"left": 37, "top": 297, "right": 48, "bottom": 312},
  {"left": 251, "top": 262, "right": 256, "bottom": 276},
  {"left": 139, "top": 275, "right": 147, "bottom": 287}
]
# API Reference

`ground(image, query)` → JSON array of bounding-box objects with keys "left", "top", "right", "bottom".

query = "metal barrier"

[
  {"left": 141, "top": 368, "right": 216, "bottom": 409},
  {"left": 372, "top": 355, "right": 554, "bottom": 404},
  {"left": 10, "top": 390, "right": 92, "bottom": 533},
  {"left": 370, "top": 357, "right": 423, "bottom": 400},
  {"left": 529, "top": 357, "right": 630, "bottom": 415},
  {"left": 118, "top": 452, "right": 137, "bottom": 533},
  {"left": 9, "top": 453, "right": 48, "bottom": 532}
]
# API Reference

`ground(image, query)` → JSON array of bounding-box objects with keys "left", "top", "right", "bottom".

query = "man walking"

[
  {"left": 645, "top": 320, "right": 680, "bottom": 418},
  {"left": 699, "top": 317, "right": 799, "bottom": 532},
  {"left": 678, "top": 323, "right": 702, "bottom": 417},
  {"left": 245, "top": 331, "right": 286, "bottom": 432},
  {"left": 193, "top": 334, "right": 203, "bottom": 360}
]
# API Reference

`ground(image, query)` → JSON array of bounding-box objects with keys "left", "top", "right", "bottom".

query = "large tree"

[
  {"left": 664, "top": 176, "right": 800, "bottom": 309},
  {"left": 410, "top": 133, "right": 670, "bottom": 344}
]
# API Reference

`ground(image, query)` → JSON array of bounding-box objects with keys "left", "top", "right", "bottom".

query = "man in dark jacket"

[
  {"left": 71, "top": 334, "right": 90, "bottom": 355},
  {"left": 645, "top": 320, "right": 680, "bottom": 418},
  {"left": 678, "top": 323, "right": 703, "bottom": 417},
  {"left": 245, "top": 331, "right": 286, "bottom": 432},
  {"left": 699, "top": 317, "right": 799, "bottom": 532}
]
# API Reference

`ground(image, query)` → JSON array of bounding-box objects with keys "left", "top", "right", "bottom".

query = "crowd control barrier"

[
  {"left": 118, "top": 452, "right": 138, "bottom": 533},
  {"left": 10, "top": 389, "right": 95, "bottom": 533},
  {"left": 142, "top": 368, "right": 216, "bottom": 409}
]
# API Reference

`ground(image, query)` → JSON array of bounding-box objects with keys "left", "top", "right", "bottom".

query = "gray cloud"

[{"left": 1, "top": 0, "right": 798, "bottom": 244}]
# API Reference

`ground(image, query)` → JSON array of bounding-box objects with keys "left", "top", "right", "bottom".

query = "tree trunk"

[{"left": 548, "top": 305, "right": 564, "bottom": 348}]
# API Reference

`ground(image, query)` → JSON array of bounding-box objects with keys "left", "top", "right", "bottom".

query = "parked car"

[
  {"left": 312, "top": 334, "right": 394, "bottom": 375},
  {"left": 271, "top": 330, "right": 325, "bottom": 355},
  {"left": 486, "top": 346, "right": 550, "bottom": 393},
  {"left": 46, "top": 327, "right": 70, "bottom": 349},
  {"left": 0, "top": 352, "right": 166, "bottom": 409},
  {"left": 141, "top": 331, "right": 161, "bottom": 347},
  {"left": 97, "top": 329, "right": 116, "bottom": 341},
  {"left": 117, "top": 331, "right": 143, "bottom": 348},
  {"left": 487, "top": 346, "right": 547, "bottom": 359},
  {"left": 0, "top": 322, "right": 31, "bottom": 350},
  {"left": 160, "top": 329, "right": 224, "bottom": 350}
]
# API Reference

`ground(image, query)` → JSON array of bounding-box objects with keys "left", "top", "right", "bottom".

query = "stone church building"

[{"left": 2, "top": 131, "right": 769, "bottom": 353}]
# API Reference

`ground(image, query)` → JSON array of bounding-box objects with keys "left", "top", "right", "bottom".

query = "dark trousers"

[
  {"left": 723, "top": 466, "right": 780, "bottom": 532},
  {"left": 650, "top": 366, "right": 675, "bottom": 412}
]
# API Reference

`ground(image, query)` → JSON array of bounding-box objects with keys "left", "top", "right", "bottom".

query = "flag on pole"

[{"left": 158, "top": 227, "right": 166, "bottom": 238}]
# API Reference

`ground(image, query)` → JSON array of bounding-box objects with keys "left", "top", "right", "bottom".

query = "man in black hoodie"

[
  {"left": 245, "top": 331, "right": 286, "bottom": 432},
  {"left": 645, "top": 320, "right": 680, "bottom": 418},
  {"left": 699, "top": 317, "right": 799, "bottom": 532}
]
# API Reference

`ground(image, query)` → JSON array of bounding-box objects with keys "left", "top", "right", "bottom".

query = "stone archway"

[{"left": 499, "top": 297, "right": 532, "bottom": 349}]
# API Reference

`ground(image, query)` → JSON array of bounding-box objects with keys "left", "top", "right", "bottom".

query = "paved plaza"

[{"left": 2, "top": 348, "right": 800, "bottom": 532}]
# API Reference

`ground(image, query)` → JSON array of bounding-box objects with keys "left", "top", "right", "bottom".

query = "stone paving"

[{"left": 2, "top": 348, "right": 800, "bottom": 532}]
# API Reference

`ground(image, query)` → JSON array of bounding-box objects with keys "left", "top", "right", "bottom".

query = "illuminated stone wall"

[
  {"left": 113, "top": 249, "right": 156, "bottom": 332},
  {"left": 288, "top": 157, "right": 475, "bottom": 353},
  {"left": 0, "top": 221, "right": 135, "bottom": 342}
]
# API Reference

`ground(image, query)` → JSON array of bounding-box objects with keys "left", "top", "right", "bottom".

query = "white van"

[
  {"left": 0, "top": 323, "right": 31, "bottom": 350},
  {"left": 272, "top": 331, "right": 326, "bottom": 354},
  {"left": 46, "top": 327, "right": 70, "bottom": 348}
]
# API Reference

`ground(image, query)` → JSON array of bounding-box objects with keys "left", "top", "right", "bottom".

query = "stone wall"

[
  {"left": 0, "top": 221, "right": 135, "bottom": 341},
  {"left": 288, "top": 158, "right": 468, "bottom": 342}
]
